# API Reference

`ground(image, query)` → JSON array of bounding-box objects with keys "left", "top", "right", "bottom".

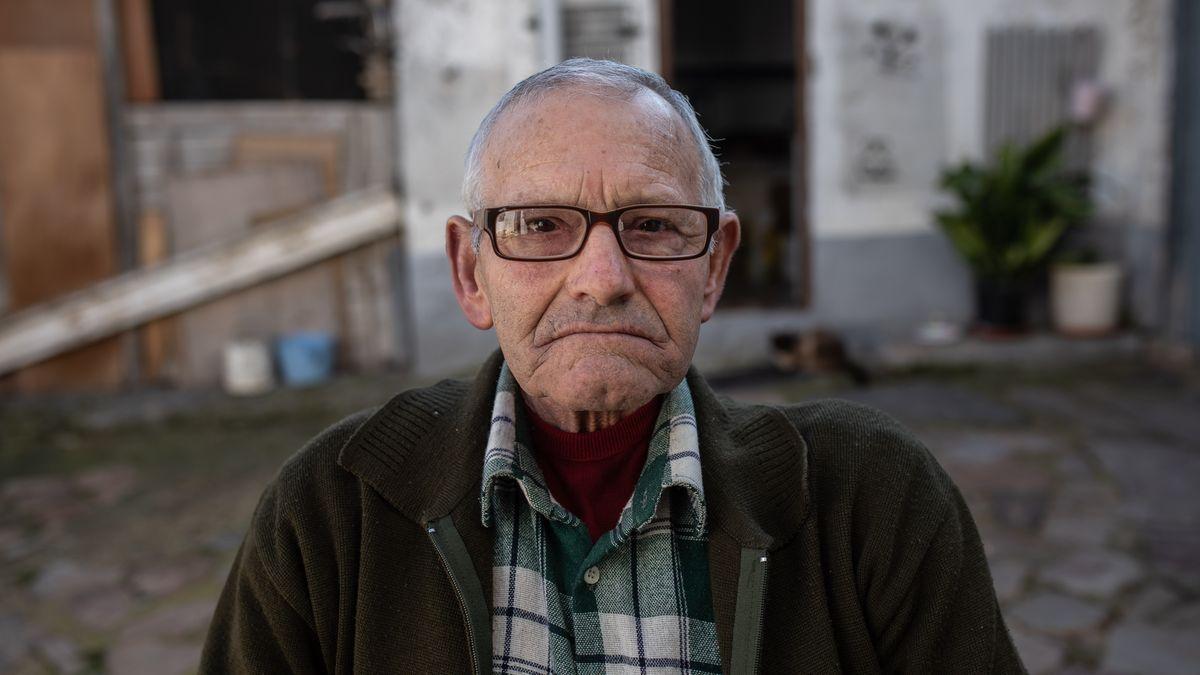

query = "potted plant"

[
  {"left": 1050, "top": 247, "right": 1123, "bottom": 337},
  {"left": 935, "top": 126, "right": 1091, "bottom": 334}
]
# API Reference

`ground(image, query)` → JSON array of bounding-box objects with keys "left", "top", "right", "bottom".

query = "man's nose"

[{"left": 565, "top": 222, "right": 636, "bottom": 306}]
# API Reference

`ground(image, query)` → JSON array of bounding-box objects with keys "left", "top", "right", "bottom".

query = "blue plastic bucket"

[{"left": 276, "top": 331, "right": 336, "bottom": 387}]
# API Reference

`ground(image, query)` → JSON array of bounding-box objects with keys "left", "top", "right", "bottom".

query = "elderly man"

[{"left": 203, "top": 59, "right": 1023, "bottom": 674}]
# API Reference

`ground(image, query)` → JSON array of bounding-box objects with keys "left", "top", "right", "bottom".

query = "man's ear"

[
  {"left": 700, "top": 212, "right": 740, "bottom": 323},
  {"left": 446, "top": 215, "right": 494, "bottom": 330}
]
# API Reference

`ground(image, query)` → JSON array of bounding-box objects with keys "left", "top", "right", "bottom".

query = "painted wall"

[
  {"left": 806, "top": 0, "right": 1174, "bottom": 332},
  {"left": 811, "top": 0, "right": 1172, "bottom": 236},
  {"left": 394, "top": 0, "right": 661, "bottom": 375},
  {"left": 395, "top": 0, "right": 1175, "bottom": 375}
]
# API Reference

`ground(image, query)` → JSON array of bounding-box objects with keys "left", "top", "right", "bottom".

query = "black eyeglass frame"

[{"left": 473, "top": 204, "right": 721, "bottom": 262}]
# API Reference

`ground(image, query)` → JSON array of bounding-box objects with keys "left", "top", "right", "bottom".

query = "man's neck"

[{"left": 521, "top": 392, "right": 649, "bottom": 433}]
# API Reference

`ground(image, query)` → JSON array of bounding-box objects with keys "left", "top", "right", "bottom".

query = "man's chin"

[{"left": 536, "top": 353, "right": 670, "bottom": 412}]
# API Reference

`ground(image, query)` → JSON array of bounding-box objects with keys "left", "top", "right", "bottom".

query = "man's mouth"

[{"left": 542, "top": 323, "right": 658, "bottom": 345}]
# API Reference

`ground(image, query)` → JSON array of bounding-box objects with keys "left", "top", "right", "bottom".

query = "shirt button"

[{"left": 583, "top": 566, "right": 601, "bottom": 585}]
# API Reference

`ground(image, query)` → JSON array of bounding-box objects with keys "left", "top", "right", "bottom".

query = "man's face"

[{"left": 447, "top": 87, "right": 739, "bottom": 416}]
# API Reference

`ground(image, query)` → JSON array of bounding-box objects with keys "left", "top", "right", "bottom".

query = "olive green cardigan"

[{"left": 201, "top": 351, "right": 1025, "bottom": 673}]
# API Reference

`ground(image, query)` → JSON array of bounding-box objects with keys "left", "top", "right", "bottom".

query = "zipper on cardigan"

[
  {"left": 426, "top": 518, "right": 484, "bottom": 675},
  {"left": 752, "top": 552, "right": 768, "bottom": 674},
  {"left": 731, "top": 547, "right": 769, "bottom": 674}
]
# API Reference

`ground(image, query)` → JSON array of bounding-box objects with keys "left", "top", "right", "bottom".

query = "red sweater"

[{"left": 528, "top": 396, "right": 662, "bottom": 542}]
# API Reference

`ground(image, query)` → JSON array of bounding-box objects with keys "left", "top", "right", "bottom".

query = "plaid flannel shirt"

[{"left": 481, "top": 363, "right": 721, "bottom": 674}]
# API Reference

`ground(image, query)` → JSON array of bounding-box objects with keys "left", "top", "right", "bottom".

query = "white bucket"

[
  {"left": 222, "top": 340, "right": 276, "bottom": 396},
  {"left": 1051, "top": 263, "right": 1123, "bottom": 337}
]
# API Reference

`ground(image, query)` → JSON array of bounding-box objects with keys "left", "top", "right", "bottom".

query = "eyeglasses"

[{"left": 473, "top": 204, "right": 720, "bottom": 261}]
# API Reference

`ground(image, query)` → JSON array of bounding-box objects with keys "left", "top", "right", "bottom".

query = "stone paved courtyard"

[{"left": 1, "top": 357, "right": 1198, "bottom": 674}]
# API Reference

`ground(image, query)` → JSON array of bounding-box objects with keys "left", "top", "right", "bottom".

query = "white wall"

[
  {"left": 396, "top": 0, "right": 662, "bottom": 256},
  {"left": 394, "top": 0, "right": 536, "bottom": 375},
  {"left": 807, "top": 0, "right": 1173, "bottom": 240},
  {"left": 804, "top": 0, "right": 1173, "bottom": 332},
  {"left": 394, "top": 0, "right": 1175, "bottom": 375},
  {"left": 396, "top": 0, "right": 541, "bottom": 255},
  {"left": 395, "top": 0, "right": 664, "bottom": 375}
]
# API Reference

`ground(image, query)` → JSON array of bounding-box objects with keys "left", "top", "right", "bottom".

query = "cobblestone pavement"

[{"left": 1, "top": 360, "right": 1197, "bottom": 674}]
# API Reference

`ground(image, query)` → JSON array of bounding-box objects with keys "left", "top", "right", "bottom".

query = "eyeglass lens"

[{"left": 493, "top": 207, "right": 709, "bottom": 260}]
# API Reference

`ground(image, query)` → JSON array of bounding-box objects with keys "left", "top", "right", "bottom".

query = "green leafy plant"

[{"left": 936, "top": 126, "right": 1091, "bottom": 281}]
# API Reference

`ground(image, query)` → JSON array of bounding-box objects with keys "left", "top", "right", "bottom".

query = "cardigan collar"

[{"left": 337, "top": 349, "right": 810, "bottom": 551}]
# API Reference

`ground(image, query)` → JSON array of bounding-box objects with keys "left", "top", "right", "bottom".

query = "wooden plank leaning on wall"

[{"left": 0, "top": 189, "right": 402, "bottom": 378}]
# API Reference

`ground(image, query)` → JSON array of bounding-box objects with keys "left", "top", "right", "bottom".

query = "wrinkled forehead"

[{"left": 477, "top": 86, "right": 703, "bottom": 207}]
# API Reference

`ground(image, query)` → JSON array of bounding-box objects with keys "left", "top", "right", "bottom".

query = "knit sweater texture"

[{"left": 201, "top": 350, "right": 1025, "bottom": 673}]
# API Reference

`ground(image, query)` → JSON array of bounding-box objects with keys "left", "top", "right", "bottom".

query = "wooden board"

[
  {"left": 0, "top": 47, "right": 124, "bottom": 391},
  {"left": 338, "top": 239, "right": 401, "bottom": 369},
  {"left": 118, "top": 0, "right": 160, "bottom": 102},
  {"left": 0, "top": 51, "right": 117, "bottom": 302},
  {"left": 137, "top": 208, "right": 175, "bottom": 380},
  {"left": 165, "top": 164, "right": 327, "bottom": 251},
  {"left": 165, "top": 163, "right": 331, "bottom": 385},
  {"left": 0, "top": 0, "right": 97, "bottom": 49},
  {"left": 0, "top": 189, "right": 402, "bottom": 377},
  {"left": 232, "top": 134, "right": 344, "bottom": 198}
]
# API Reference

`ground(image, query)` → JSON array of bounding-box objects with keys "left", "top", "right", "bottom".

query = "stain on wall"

[{"left": 837, "top": 9, "right": 945, "bottom": 195}]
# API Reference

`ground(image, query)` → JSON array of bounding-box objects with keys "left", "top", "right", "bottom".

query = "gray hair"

[{"left": 461, "top": 58, "right": 726, "bottom": 213}]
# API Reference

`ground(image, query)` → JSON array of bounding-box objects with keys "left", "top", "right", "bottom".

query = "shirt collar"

[{"left": 480, "top": 362, "right": 707, "bottom": 536}]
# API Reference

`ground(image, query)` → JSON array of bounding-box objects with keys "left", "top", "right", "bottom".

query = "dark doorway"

[
  {"left": 151, "top": 0, "right": 368, "bottom": 100},
  {"left": 663, "top": 0, "right": 808, "bottom": 307}
]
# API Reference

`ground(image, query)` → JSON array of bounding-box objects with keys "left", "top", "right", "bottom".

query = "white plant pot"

[{"left": 1051, "top": 262, "right": 1123, "bottom": 337}]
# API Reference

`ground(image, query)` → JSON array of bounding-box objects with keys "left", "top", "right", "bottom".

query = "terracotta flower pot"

[{"left": 1051, "top": 262, "right": 1123, "bottom": 337}]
